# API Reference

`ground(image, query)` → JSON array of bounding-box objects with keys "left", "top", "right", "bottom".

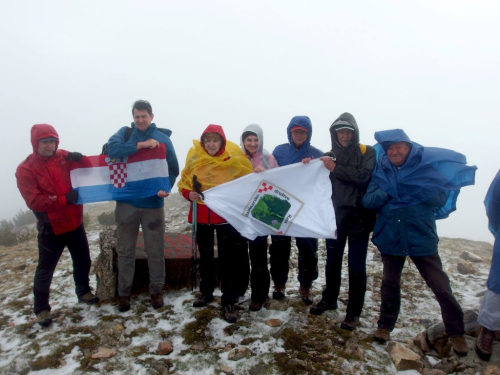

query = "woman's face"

[
  {"left": 204, "top": 134, "right": 222, "bottom": 156},
  {"left": 244, "top": 135, "right": 259, "bottom": 155}
]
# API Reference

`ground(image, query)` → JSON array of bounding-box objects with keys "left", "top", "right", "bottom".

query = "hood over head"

[
  {"left": 240, "top": 123, "right": 264, "bottom": 155},
  {"left": 286, "top": 116, "right": 313, "bottom": 147},
  {"left": 201, "top": 124, "right": 227, "bottom": 157},
  {"left": 374, "top": 129, "right": 412, "bottom": 153},
  {"left": 329, "top": 112, "right": 360, "bottom": 149},
  {"left": 31, "top": 124, "right": 59, "bottom": 155}
]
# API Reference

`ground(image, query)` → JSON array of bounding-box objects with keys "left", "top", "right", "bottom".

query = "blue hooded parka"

[
  {"left": 272, "top": 116, "right": 323, "bottom": 166},
  {"left": 363, "top": 129, "right": 476, "bottom": 256},
  {"left": 485, "top": 170, "right": 500, "bottom": 294}
]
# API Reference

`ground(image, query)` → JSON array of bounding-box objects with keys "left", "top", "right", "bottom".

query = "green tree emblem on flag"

[{"left": 250, "top": 195, "right": 291, "bottom": 229}]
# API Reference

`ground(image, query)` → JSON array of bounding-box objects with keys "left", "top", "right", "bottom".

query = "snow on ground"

[{"left": 0, "top": 219, "right": 495, "bottom": 374}]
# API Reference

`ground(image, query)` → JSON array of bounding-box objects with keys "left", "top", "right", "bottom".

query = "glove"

[
  {"left": 67, "top": 152, "right": 83, "bottom": 161},
  {"left": 65, "top": 190, "right": 79, "bottom": 205}
]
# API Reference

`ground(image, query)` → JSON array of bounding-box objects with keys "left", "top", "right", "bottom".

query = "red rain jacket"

[
  {"left": 15, "top": 124, "right": 83, "bottom": 234},
  {"left": 181, "top": 124, "right": 227, "bottom": 224}
]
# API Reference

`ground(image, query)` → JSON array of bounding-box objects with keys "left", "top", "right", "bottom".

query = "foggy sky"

[{"left": 1, "top": 0, "right": 499, "bottom": 243}]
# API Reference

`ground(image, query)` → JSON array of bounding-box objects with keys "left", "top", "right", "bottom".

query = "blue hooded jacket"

[
  {"left": 371, "top": 129, "right": 477, "bottom": 219},
  {"left": 363, "top": 129, "right": 476, "bottom": 256},
  {"left": 272, "top": 116, "right": 323, "bottom": 166},
  {"left": 107, "top": 123, "right": 179, "bottom": 208},
  {"left": 485, "top": 170, "right": 500, "bottom": 294}
]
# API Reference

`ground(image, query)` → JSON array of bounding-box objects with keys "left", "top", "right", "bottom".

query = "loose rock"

[
  {"left": 92, "top": 347, "right": 117, "bottom": 359},
  {"left": 265, "top": 319, "right": 282, "bottom": 327},
  {"left": 219, "top": 365, "right": 233, "bottom": 374},
  {"left": 461, "top": 251, "right": 482, "bottom": 263},
  {"left": 482, "top": 366, "right": 500, "bottom": 375},
  {"left": 228, "top": 346, "right": 253, "bottom": 361},
  {"left": 387, "top": 341, "right": 423, "bottom": 372},
  {"left": 457, "top": 261, "right": 477, "bottom": 275},
  {"left": 157, "top": 341, "right": 173, "bottom": 355}
]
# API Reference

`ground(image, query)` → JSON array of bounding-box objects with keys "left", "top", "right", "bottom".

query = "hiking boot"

[
  {"left": 272, "top": 285, "right": 286, "bottom": 300},
  {"left": 36, "top": 310, "right": 52, "bottom": 327},
  {"left": 193, "top": 293, "right": 214, "bottom": 307},
  {"left": 249, "top": 300, "right": 265, "bottom": 312},
  {"left": 118, "top": 296, "right": 131, "bottom": 312},
  {"left": 309, "top": 300, "right": 337, "bottom": 315},
  {"left": 151, "top": 293, "right": 164, "bottom": 309},
  {"left": 78, "top": 291, "right": 99, "bottom": 305},
  {"left": 374, "top": 328, "right": 391, "bottom": 343},
  {"left": 450, "top": 335, "right": 468, "bottom": 357},
  {"left": 476, "top": 326, "right": 494, "bottom": 361},
  {"left": 340, "top": 314, "right": 360, "bottom": 331},
  {"left": 223, "top": 304, "right": 237, "bottom": 323},
  {"left": 299, "top": 286, "right": 313, "bottom": 305}
]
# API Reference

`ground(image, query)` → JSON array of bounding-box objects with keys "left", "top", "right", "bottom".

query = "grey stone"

[
  {"left": 461, "top": 251, "right": 483, "bottom": 263},
  {"left": 227, "top": 347, "right": 253, "bottom": 361},
  {"left": 95, "top": 228, "right": 118, "bottom": 301}
]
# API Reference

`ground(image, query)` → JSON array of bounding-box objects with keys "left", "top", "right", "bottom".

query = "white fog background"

[{"left": 1, "top": 0, "right": 498, "bottom": 243}]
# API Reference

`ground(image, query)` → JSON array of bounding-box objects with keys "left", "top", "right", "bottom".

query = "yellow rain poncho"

[{"left": 178, "top": 125, "right": 253, "bottom": 215}]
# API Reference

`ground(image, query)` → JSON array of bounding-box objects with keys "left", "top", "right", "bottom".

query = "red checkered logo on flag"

[
  {"left": 109, "top": 163, "right": 127, "bottom": 188},
  {"left": 258, "top": 182, "right": 273, "bottom": 194}
]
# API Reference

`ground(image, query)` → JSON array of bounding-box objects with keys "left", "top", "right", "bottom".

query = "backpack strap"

[
  {"left": 359, "top": 144, "right": 366, "bottom": 156},
  {"left": 124, "top": 127, "right": 133, "bottom": 142}
]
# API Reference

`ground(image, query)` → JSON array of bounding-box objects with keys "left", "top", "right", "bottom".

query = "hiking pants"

[
  {"left": 269, "top": 236, "right": 318, "bottom": 288},
  {"left": 249, "top": 235, "right": 270, "bottom": 302},
  {"left": 116, "top": 203, "right": 165, "bottom": 296},
  {"left": 34, "top": 223, "right": 91, "bottom": 315},
  {"left": 197, "top": 223, "right": 249, "bottom": 306},
  {"left": 322, "top": 230, "right": 369, "bottom": 316},
  {"left": 378, "top": 253, "right": 465, "bottom": 336}
]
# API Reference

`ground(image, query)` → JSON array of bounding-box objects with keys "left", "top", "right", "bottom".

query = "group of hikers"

[{"left": 15, "top": 99, "right": 499, "bottom": 361}]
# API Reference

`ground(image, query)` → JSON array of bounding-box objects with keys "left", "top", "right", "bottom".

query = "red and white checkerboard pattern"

[
  {"left": 258, "top": 182, "right": 273, "bottom": 193},
  {"left": 109, "top": 163, "right": 127, "bottom": 188}
]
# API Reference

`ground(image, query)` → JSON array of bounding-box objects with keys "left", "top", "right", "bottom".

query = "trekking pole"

[
  {"left": 191, "top": 175, "right": 204, "bottom": 291},
  {"left": 191, "top": 198, "right": 198, "bottom": 291}
]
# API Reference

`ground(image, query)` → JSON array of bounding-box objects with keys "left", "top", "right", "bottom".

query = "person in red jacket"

[
  {"left": 177, "top": 125, "right": 253, "bottom": 323},
  {"left": 15, "top": 124, "right": 98, "bottom": 327}
]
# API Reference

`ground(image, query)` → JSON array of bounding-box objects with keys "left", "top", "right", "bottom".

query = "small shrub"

[
  {"left": 17, "top": 229, "right": 36, "bottom": 243},
  {"left": 0, "top": 227, "right": 17, "bottom": 247},
  {"left": 13, "top": 209, "right": 36, "bottom": 227},
  {"left": 0, "top": 219, "right": 14, "bottom": 231},
  {"left": 98, "top": 212, "right": 116, "bottom": 226},
  {"left": 83, "top": 213, "right": 91, "bottom": 227}
]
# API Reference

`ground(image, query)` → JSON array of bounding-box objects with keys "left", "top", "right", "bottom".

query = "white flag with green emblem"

[{"left": 203, "top": 159, "right": 336, "bottom": 240}]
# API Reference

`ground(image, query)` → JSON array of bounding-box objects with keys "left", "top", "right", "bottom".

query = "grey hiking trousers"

[{"left": 115, "top": 202, "right": 165, "bottom": 296}]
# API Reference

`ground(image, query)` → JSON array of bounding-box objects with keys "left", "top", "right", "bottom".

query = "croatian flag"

[{"left": 70, "top": 145, "right": 170, "bottom": 204}]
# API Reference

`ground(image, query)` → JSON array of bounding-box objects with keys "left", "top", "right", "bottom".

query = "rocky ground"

[{"left": 0, "top": 194, "right": 499, "bottom": 375}]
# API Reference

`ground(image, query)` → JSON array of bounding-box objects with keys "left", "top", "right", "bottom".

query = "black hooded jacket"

[{"left": 327, "top": 113, "right": 376, "bottom": 234}]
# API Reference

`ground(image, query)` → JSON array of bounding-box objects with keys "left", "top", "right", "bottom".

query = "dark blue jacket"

[
  {"left": 272, "top": 116, "right": 323, "bottom": 166},
  {"left": 485, "top": 169, "right": 500, "bottom": 294},
  {"left": 363, "top": 182, "right": 446, "bottom": 256},
  {"left": 107, "top": 123, "right": 179, "bottom": 208},
  {"left": 372, "top": 129, "right": 476, "bottom": 219}
]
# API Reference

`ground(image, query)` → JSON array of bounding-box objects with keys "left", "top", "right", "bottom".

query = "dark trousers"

[
  {"left": 197, "top": 223, "right": 249, "bottom": 306},
  {"left": 249, "top": 235, "right": 270, "bottom": 302},
  {"left": 269, "top": 235, "right": 318, "bottom": 288},
  {"left": 34, "top": 223, "right": 91, "bottom": 315},
  {"left": 322, "top": 231, "right": 369, "bottom": 316},
  {"left": 378, "top": 253, "right": 465, "bottom": 336}
]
